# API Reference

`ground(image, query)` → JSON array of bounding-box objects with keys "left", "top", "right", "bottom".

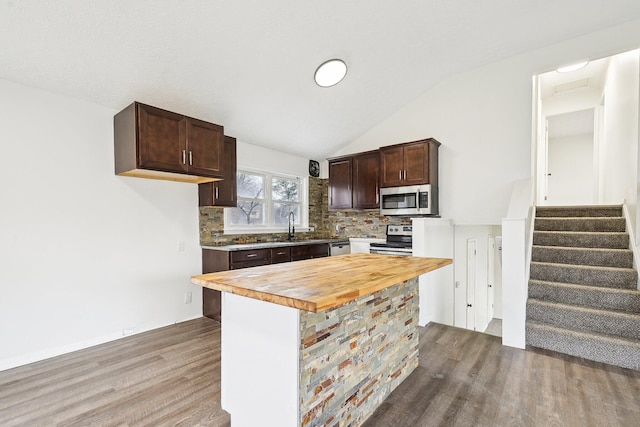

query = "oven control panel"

[{"left": 387, "top": 225, "right": 412, "bottom": 236}]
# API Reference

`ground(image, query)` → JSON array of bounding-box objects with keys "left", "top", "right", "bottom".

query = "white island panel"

[{"left": 222, "top": 293, "right": 300, "bottom": 427}]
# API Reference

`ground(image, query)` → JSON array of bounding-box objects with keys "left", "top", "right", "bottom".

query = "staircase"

[{"left": 526, "top": 205, "right": 640, "bottom": 370}]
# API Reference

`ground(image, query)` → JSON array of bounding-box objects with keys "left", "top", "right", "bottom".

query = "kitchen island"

[{"left": 191, "top": 253, "right": 452, "bottom": 427}]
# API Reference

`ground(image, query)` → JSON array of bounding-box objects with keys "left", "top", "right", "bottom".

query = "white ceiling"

[
  {"left": 539, "top": 56, "right": 611, "bottom": 100},
  {"left": 2, "top": 1, "right": 640, "bottom": 160}
]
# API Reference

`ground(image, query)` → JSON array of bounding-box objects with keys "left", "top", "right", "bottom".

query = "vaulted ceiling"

[{"left": 2, "top": 1, "right": 640, "bottom": 160}]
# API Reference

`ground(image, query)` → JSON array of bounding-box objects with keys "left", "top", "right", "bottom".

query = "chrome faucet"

[{"left": 287, "top": 212, "right": 295, "bottom": 241}]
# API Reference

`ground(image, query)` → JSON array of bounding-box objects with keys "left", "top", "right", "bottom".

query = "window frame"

[{"left": 224, "top": 168, "right": 309, "bottom": 234}]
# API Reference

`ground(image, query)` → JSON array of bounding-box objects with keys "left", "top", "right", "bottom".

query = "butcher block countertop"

[{"left": 191, "top": 253, "right": 452, "bottom": 313}]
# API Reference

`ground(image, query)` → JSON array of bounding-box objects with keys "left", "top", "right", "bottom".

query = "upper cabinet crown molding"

[{"left": 114, "top": 102, "right": 224, "bottom": 184}]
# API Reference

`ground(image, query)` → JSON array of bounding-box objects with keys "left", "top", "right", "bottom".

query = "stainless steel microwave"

[{"left": 380, "top": 184, "right": 434, "bottom": 216}]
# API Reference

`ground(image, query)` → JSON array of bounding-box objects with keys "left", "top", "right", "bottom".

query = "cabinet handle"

[
  {"left": 182, "top": 150, "right": 186, "bottom": 164},
  {"left": 189, "top": 151, "right": 193, "bottom": 165},
  {"left": 246, "top": 253, "right": 258, "bottom": 258},
  {"left": 277, "top": 251, "right": 286, "bottom": 255},
  {"left": 375, "top": 186, "right": 379, "bottom": 203},
  {"left": 399, "top": 170, "right": 402, "bottom": 181},
  {"left": 403, "top": 170, "right": 407, "bottom": 180},
  {"left": 215, "top": 187, "right": 219, "bottom": 199}
]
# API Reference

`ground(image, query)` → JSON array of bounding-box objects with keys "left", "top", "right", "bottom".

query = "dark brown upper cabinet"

[
  {"left": 114, "top": 102, "right": 224, "bottom": 183},
  {"left": 328, "top": 157, "right": 353, "bottom": 209},
  {"left": 328, "top": 150, "right": 380, "bottom": 210},
  {"left": 380, "top": 138, "right": 440, "bottom": 188},
  {"left": 352, "top": 151, "right": 380, "bottom": 209},
  {"left": 199, "top": 135, "right": 237, "bottom": 207}
]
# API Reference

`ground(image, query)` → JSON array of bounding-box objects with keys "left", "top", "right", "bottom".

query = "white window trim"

[{"left": 224, "top": 168, "right": 309, "bottom": 234}]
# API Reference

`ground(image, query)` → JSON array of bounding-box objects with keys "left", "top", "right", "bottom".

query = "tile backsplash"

[{"left": 199, "top": 177, "right": 410, "bottom": 246}]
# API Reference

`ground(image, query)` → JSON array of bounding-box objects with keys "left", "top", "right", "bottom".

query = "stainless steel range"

[{"left": 369, "top": 225, "right": 413, "bottom": 256}]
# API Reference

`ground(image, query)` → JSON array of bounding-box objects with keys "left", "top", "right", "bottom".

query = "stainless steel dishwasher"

[{"left": 329, "top": 241, "right": 350, "bottom": 256}]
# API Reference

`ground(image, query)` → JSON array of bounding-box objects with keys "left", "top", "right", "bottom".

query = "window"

[{"left": 225, "top": 169, "right": 307, "bottom": 232}]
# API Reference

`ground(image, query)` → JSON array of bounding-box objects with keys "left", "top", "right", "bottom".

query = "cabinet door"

[
  {"left": 202, "top": 249, "right": 232, "bottom": 322},
  {"left": 328, "top": 157, "right": 352, "bottom": 209},
  {"left": 403, "top": 141, "right": 430, "bottom": 185},
  {"left": 352, "top": 151, "right": 380, "bottom": 209},
  {"left": 214, "top": 136, "right": 237, "bottom": 206},
  {"left": 271, "top": 247, "right": 291, "bottom": 264},
  {"left": 291, "top": 243, "right": 329, "bottom": 261},
  {"left": 230, "top": 249, "right": 271, "bottom": 264},
  {"left": 186, "top": 118, "right": 224, "bottom": 178},
  {"left": 137, "top": 103, "right": 186, "bottom": 174},
  {"left": 379, "top": 145, "right": 404, "bottom": 187},
  {"left": 199, "top": 135, "right": 237, "bottom": 207}
]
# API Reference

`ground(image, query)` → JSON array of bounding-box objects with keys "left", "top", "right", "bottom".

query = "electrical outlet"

[
  {"left": 184, "top": 291, "right": 192, "bottom": 304},
  {"left": 178, "top": 240, "right": 185, "bottom": 252},
  {"left": 309, "top": 226, "right": 315, "bottom": 232},
  {"left": 122, "top": 327, "right": 135, "bottom": 336}
]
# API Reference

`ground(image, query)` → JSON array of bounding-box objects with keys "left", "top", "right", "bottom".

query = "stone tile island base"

[{"left": 220, "top": 278, "right": 419, "bottom": 427}]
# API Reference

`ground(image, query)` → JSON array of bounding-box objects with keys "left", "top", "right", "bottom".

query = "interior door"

[
  {"left": 546, "top": 109, "right": 596, "bottom": 205},
  {"left": 466, "top": 239, "right": 477, "bottom": 331},
  {"left": 487, "top": 236, "right": 495, "bottom": 321}
]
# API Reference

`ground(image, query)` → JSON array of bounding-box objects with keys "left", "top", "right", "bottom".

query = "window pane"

[
  {"left": 272, "top": 177, "right": 299, "bottom": 202},
  {"left": 231, "top": 201, "right": 264, "bottom": 225},
  {"left": 237, "top": 173, "right": 264, "bottom": 199},
  {"left": 274, "top": 203, "right": 300, "bottom": 225}
]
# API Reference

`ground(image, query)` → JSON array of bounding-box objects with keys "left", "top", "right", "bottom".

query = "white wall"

[
  {"left": 411, "top": 218, "right": 454, "bottom": 327},
  {"left": 237, "top": 141, "right": 310, "bottom": 178},
  {"left": 602, "top": 50, "right": 640, "bottom": 232},
  {"left": 0, "top": 79, "right": 205, "bottom": 370},
  {"left": 332, "top": 19, "right": 640, "bottom": 226}
]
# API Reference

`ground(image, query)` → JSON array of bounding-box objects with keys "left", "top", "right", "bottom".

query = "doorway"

[
  {"left": 466, "top": 239, "right": 477, "bottom": 330},
  {"left": 534, "top": 49, "right": 640, "bottom": 208},
  {"left": 546, "top": 109, "right": 596, "bottom": 205}
]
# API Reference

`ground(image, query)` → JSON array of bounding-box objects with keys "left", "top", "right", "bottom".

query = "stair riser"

[
  {"left": 534, "top": 217, "right": 625, "bottom": 232},
  {"left": 528, "top": 281, "right": 640, "bottom": 313},
  {"left": 531, "top": 246, "right": 633, "bottom": 268},
  {"left": 530, "top": 263, "right": 637, "bottom": 289},
  {"left": 526, "top": 324, "right": 640, "bottom": 371},
  {"left": 533, "top": 232, "right": 629, "bottom": 249},
  {"left": 536, "top": 207, "right": 622, "bottom": 218},
  {"left": 527, "top": 301, "right": 640, "bottom": 340}
]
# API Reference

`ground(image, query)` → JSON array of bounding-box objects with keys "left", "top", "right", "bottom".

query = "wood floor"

[
  {"left": 0, "top": 318, "right": 230, "bottom": 426},
  {"left": 1, "top": 318, "right": 640, "bottom": 427}
]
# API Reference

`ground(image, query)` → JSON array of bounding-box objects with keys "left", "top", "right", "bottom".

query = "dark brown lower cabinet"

[{"left": 202, "top": 243, "right": 329, "bottom": 321}]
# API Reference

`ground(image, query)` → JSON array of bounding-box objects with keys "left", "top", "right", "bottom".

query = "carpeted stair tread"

[
  {"left": 526, "top": 321, "right": 640, "bottom": 371},
  {"left": 528, "top": 204, "right": 639, "bottom": 370},
  {"left": 533, "top": 231, "right": 629, "bottom": 249},
  {"left": 534, "top": 217, "right": 626, "bottom": 232},
  {"left": 535, "top": 205, "right": 623, "bottom": 218},
  {"left": 527, "top": 298, "right": 640, "bottom": 340},
  {"left": 530, "top": 261, "right": 637, "bottom": 289},
  {"left": 531, "top": 245, "right": 633, "bottom": 268},
  {"left": 529, "top": 279, "right": 640, "bottom": 313}
]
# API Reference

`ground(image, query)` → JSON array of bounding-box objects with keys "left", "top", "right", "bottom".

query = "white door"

[
  {"left": 487, "top": 236, "right": 495, "bottom": 321},
  {"left": 546, "top": 109, "right": 596, "bottom": 205},
  {"left": 466, "top": 239, "right": 477, "bottom": 330}
]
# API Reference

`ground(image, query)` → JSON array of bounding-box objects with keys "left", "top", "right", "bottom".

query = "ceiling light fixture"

[
  {"left": 556, "top": 60, "right": 589, "bottom": 73},
  {"left": 314, "top": 59, "right": 347, "bottom": 87}
]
